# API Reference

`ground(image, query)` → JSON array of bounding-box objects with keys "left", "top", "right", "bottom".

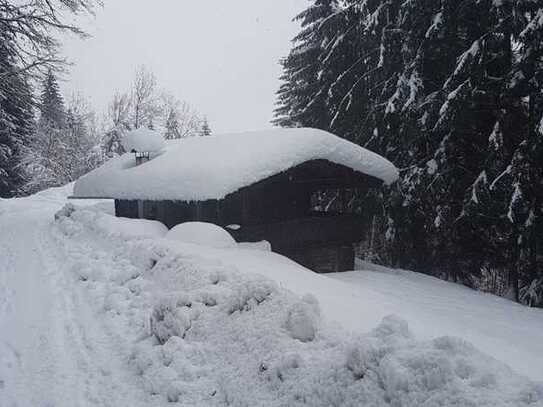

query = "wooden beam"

[{"left": 67, "top": 196, "right": 115, "bottom": 200}]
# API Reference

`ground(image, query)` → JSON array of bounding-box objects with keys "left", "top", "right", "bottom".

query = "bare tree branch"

[{"left": 0, "top": 0, "right": 100, "bottom": 76}]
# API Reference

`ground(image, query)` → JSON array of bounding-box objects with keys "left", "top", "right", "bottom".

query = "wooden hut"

[{"left": 72, "top": 128, "right": 398, "bottom": 273}]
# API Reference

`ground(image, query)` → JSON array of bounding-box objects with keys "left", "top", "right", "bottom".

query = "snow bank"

[
  {"left": 73, "top": 128, "right": 399, "bottom": 201},
  {"left": 55, "top": 204, "right": 168, "bottom": 240},
  {"left": 51, "top": 208, "right": 543, "bottom": 406},
  {"left": 121, "top": 128, "right": 165, "bottom": 153},
  {"left": 166, "top": 222, "right": 236, "bottom": 249}
]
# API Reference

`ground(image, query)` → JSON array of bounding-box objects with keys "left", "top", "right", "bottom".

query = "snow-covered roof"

[
  {"left": 121, "top": 128, "right": 165, "bottom": 153},
  {"left": 73, "top": 128, "right": 398, "bottom": 201}
]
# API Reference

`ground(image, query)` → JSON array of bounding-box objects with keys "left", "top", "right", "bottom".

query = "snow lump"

[
  {"left": 285, "top": 294, "right": 321, "bottom": 342},
  {"left": 166, "top": 222, "right": 236, "bottom": 249},
  {"left": 121, "top": 127, "right": 166, "bottom": 153}
]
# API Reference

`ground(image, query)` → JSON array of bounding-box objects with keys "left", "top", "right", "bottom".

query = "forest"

[
  {"left": 274, "top": 0, "right": 543, "bottom": 306},
  {"left": 0, "top": 0, "right": 210, "bottom": 195}
]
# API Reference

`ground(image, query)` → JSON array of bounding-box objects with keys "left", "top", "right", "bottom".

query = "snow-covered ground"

[{"left": 1, "top": 185, "right": 542, "bottom": 406}]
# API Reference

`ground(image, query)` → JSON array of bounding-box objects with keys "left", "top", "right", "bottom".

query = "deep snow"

[
  {"left": 121, "top": 127, "right": 166, "bottom": 153},
  {"left": 1, "top": 184, "right": 542, "bottom": 406},
  {"left": 73, "top": 127, "right": 399, "bottom": 201}
]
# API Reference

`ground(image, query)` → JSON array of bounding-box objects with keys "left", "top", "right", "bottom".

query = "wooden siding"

[
  {"left": 115, "top": 199, "right": 138, "bottom": 218},
  {"left": 228, "top": 215, "right": 365, "bottom": 250},
  {"left": 282, "top": 244, "right": 355, "bottom": 273}
]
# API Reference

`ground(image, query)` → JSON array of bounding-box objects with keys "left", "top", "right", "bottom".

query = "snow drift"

[
  {"left": 73, "top": 128, "right": 399, "bottom": 201},
  {"left": 51, "top": 207, "right": 543, "bottom": 406}
]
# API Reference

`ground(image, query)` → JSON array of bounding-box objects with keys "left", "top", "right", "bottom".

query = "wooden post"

[
  {"left": 137, "top": 200, "right": 144, "bottom": 219},
  {"left": 196, "top": 202, "right": 202, "bottom": 221}
]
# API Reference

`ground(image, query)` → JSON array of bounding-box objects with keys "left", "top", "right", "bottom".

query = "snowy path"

[
  {"left": 0, "top": 206, "right": 78, "bottom": 406},
  {"left": 0, "top": 195, "right": 149, "bottom": 407}
]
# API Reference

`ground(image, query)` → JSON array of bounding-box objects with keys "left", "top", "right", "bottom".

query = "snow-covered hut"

[{"left": 72, "top": 128, "right": 398, "bottom": 272}]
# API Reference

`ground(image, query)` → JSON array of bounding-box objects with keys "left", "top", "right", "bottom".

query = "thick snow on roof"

[
  {"left": 74, "top": 128, "right": 399, "bottom": 201},
  {"left": 121, "top": 128, "right": 165, "bottom": 153}
]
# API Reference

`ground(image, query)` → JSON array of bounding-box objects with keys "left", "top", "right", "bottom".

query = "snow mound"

[
  {"left": 54, "top": 203, "right": 76, "bottom": 220},
  {"left": 150, "top": 295, "right": 195, "bottom": 344},
  {"left": 73, "top": 127, "right": 399, "bottom": 201},
  {"left": 166, "top": 222, "right": 236, "bottom": 249},
  {"left": 238, "top": 240, "right": 272, "bottom": 251},
  {"left": 121, "top": 127, "right": 165, "bottom": 153},
  {"left": 51, "top": 208, "right": 543, "bottom": 406},
  {"left": 56, "top": 207, "right": 168, "bottom": 240},
  {"left": 285, "top": 294, "right": 321, "bottom": 342}
]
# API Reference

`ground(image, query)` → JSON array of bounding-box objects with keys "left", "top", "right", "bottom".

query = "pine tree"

[
  {"left": 39, "top": 70, "right": 66, "bottom": 129},
  {"left": 24, "top": 93, "right": 102, "bottom": 193},
  {"left": 505, "top": 4, "right": 543, "bottom": 303},
  {"left": 0, "top": 0, "right": 100, "bottom": 196},
  {"left": 24, "top": 70, "right": 69, "bottom": 192},
  {"left": 165, "top": 109, "right": 180, "bottom": 140},
  {"left": 273, "top": 0, "right": 339, "bottom": 130},
  {"left": 0, "top": 32, "right": 35, "bottom": 198},
  {"left": 200, "top": 117, "right": 212, "bottom": 136},
  {"left": 276, "top": 0, "right": 543, "bottom": 305}
]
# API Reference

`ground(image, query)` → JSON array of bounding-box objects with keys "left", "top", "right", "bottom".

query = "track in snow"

[{"left": 0, "top": 198, "right": 148, "bottom": 407}]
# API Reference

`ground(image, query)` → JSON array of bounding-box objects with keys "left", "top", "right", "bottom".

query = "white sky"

[{"left": 61, "top": 1, "right": 307, "bottom": 133}]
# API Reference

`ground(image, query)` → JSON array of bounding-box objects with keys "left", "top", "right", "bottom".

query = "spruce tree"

[
  {"left": 506, "top": 4, "right": 543, "bottom": 303},
  {"left": 0, "top": 32, "right": 35, "bottom": 198},
  {"left": 273, "top": 0, "right": 339, "bottom": 130},
  {"left": 276, "top": 0, "right": 543, "bottom": 305},
  {"left": 165, "top": 109, "right": 180, "bottom": 140},
  {"left": 39, "top": 70, "right": 66, "bottom": 128},
  {"left": 200, "top": 117, "right": 212, "bottom": 136}
]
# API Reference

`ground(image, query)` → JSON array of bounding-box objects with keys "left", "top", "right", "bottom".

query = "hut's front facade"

[{"left": 73, "top": 128, "right": 398, "bottom": 273}]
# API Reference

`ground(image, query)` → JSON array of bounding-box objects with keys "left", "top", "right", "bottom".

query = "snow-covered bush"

[{"left": 520, "top": 278, "right": 543, "bottom": 307}]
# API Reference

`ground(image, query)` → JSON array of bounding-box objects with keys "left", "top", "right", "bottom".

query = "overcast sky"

[{"left": 61, "top": 1, "right": 307, "bottom": 133}]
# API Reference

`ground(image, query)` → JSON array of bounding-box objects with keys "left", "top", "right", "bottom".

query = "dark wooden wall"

[
  {"left": 114, "top": 159, "right": 382, "bottom": 272},
  {"left": 282, "top": 244, "right": 355, "bottom": 273},
  {"left": 228, "top": 214, "right": 364, "bottom": 250},
  {"left": 115, "top": 199, "right": 138, "bottom": 218}
]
